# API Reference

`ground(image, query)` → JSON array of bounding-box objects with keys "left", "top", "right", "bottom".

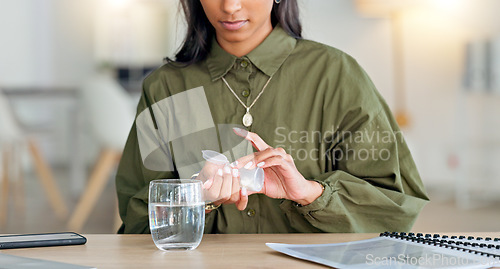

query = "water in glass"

[{"left": 149, "top": 179, "right": 205, "bottom": 251}]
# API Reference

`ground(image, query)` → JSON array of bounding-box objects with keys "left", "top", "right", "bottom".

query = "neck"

[{"left": 216, "top": 23, "right": 273, "bottom": 57}]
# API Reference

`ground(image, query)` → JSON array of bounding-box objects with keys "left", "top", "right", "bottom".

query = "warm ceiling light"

[
  {"left": 354, "top": 0, "right": 424, "bottom": 17},
  {"left": 432, "top": 0, "right": 464, "bottom": 11},
  {"left": 108, "top": 0, "right": 133, "bottom": 9},
  {"left": 355, "top": 0, "right": 464, "bottom": 16}
]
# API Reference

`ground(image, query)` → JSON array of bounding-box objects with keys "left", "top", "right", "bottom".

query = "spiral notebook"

[{"left": 267, "top": 232, "right": 500, "bottom": 269}]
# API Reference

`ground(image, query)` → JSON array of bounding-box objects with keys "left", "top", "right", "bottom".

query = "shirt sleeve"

[
  {"left": 279, "top": 53, "right": 429, "bottom": 233},
  {"left": 115, "top": 90, "right": 177, "bottom": 234}
]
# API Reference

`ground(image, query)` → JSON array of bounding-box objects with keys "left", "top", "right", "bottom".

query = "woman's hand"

[
  {"left": 197, "top": 161, "right": 248, "bottom": 211},
  {"left": 233, "top": 128, "right": 324, "bottom": 206}
]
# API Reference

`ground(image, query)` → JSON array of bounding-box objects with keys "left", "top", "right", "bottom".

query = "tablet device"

[{"left": 0, "top": 232, "right": 87, "bottom": 249}]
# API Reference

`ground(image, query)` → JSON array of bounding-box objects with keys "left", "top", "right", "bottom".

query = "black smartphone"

[{"left": 0, "top": 232, "right": 87, "bottom": 249}]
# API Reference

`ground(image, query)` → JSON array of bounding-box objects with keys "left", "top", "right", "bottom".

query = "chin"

[{"left": 218, "top": 31, "right": 252, "bottom": 43}]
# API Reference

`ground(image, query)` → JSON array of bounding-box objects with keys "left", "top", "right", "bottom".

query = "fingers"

[
  {"left": 236, "top": 187, "right": 249, "bottom": 211},
  {"left": 204, "top": 168, "right": 224, "bottom": 202},
  {"left": 203, "top": 178, "right": 213, "bottom": 190},
  {"left": 255, "top": 155, "right": 290, "bottom": 169},
  {"left": 276, "top": 147, "right": 287, "bottom": 155},
  {"left": 233, "top": 127, "right": 270, "bottom": 152},
  {"left": 234, "top": 154, "right": 256, "bottom": 169},
  {"left": 203, "top": 165, "right": 243, "bottom": 205},
  {"left": 232, "top": 127, "right": 249, "bottom": 138},
  {"left": 224, "top": 168, "right": 241, "bottom": 204},
  {"left": 232, "top": 128, "right": 290, "bottom": 169},
  {"left": 237, "top": 147, "right": 293, "bottom": 170},
  {"left": 198, "top": 159, "right": 224, "bottom": 185},
  {"left": 219, "top": 166, "right": 233, "bottom": 201},
  {"left": 259, "top": 147, "right": 293, "bottom": 162}
]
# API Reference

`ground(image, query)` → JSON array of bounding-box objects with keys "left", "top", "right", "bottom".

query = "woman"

[{"left": 116, "top": 0, "right": 429, "bottom": 234}]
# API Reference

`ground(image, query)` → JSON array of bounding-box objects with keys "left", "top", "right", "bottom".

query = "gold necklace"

[{"left": 221, "top": 76, "right": 273, "bottom": 127}]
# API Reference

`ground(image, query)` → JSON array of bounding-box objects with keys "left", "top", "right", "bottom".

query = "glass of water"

[{"left": 148, "top": 179, "right": 205, "bottom": 251}]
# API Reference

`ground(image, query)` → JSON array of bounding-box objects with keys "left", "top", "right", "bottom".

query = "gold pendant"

[{"left": 243, "top": 112, "right": 253, "bottom": 127}]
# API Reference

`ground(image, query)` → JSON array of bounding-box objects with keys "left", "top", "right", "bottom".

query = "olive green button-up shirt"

[{"left": 115, "top": 26, "right": 429, "bottom": 234}]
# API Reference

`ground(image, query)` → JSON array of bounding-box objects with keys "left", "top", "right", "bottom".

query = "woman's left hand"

[{"left": 233, "top": 128, "right": 324, "bottom": 206}]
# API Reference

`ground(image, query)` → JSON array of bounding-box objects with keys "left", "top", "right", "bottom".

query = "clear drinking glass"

[{"left": 148, "top": 179, "right": 205, "bottom": 251}]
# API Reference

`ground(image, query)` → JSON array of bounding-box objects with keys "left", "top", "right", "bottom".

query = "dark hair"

[{"left": 170, "top": 0, "right": 302, "bottom": 65}]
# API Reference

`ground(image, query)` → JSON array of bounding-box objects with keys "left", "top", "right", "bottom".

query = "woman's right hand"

[{"left": 197, "top": 162, "right": 249, "bottom": 211}]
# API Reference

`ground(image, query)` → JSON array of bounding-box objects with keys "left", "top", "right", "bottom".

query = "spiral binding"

[{"left": 379, "top": 232, "right": 500, "bottom": 259}]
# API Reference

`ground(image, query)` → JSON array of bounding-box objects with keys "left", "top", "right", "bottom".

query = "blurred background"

[{"left": 0, "top": 0, "right": 499, "bottom": 234}]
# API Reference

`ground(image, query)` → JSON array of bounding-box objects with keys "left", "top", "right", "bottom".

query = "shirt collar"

[{"left": 206, "top": 25, "right": 297, "bottom": 81}]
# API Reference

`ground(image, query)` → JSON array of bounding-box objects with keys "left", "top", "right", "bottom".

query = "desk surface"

[{"left": 1, "top": 233, "right": 499, "bottom": 269}]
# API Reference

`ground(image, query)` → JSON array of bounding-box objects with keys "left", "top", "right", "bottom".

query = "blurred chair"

[
  {"left": 67, "top": 71, "right": 135, "bottom": 232},
  {"left": 0, "top": 90, "right": 68, "bottom": 227}
]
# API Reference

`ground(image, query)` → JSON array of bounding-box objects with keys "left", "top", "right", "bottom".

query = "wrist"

[{"left": 294, "top": 181, "right": 324, "bottom": 206}]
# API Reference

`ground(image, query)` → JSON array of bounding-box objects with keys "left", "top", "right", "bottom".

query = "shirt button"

[
  {"left": 241, "top": 90, "right": 250, "bottom": 97},
  {"left": 240, "top": 60, "right": 249, "bottom": 68},
  {"left": 247, "top": 208, "right": 256, "bottom": 217}
]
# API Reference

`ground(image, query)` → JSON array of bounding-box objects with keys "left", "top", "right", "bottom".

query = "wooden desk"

[{"left": 1, "top": 233, "right": 499, "bottom": 269}]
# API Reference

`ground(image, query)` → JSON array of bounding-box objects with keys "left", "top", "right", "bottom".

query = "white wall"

[
  {"left": 0, "top": 0, "right": 44, "bottom": 87},
  {"left": 300, "top": 0, "right": 395, "bottom": 108},
  {"left": 399, "top": 1, "right": 500, "bottom": 190},
  {"left": 0, "top": 0, "right": 97, "bottom": 87},
  {"left": 0, "top": 0, "right": 181, "bottom": 88}
]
